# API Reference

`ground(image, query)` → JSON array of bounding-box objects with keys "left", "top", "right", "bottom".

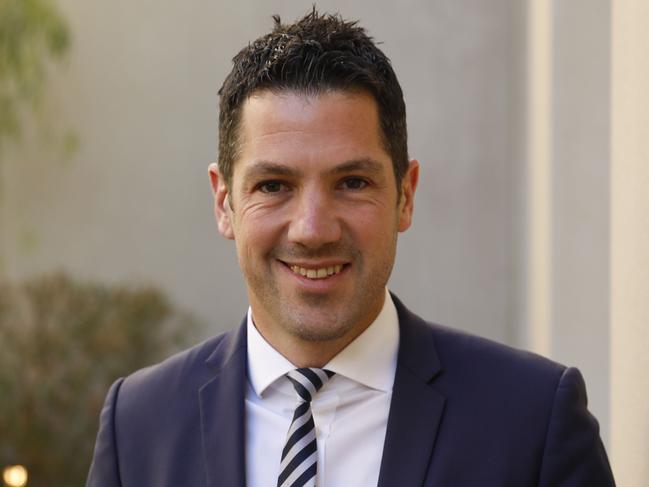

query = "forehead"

[
  {"left": 233, "top": 89, "right": 390, "bottom": 178},
  {"left": 241, "top": 88, "right": 379, "bottom": 129}
]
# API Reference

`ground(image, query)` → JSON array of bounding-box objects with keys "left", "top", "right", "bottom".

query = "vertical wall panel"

[{"left": 610, "top": 0, "right": 649, "bottom": 483}]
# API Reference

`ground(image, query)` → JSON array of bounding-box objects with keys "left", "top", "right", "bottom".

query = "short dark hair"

[{"left": 217, "top": 9, "right": 408, "bottom": 191}]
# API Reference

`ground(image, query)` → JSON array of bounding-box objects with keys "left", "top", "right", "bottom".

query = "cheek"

[
  {"left": 347, "top": 205, "right": 398, "bottom": 238},
  {"left": 234, "top": 216, "right": 283, "bottom": 260}
]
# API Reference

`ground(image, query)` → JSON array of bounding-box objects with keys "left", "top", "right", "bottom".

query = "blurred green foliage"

[
  {"left": 0, "top": 0, "right": 70, "bottom": 156},
  {"left": 0, "top": 273, "right": 200, "bottom": 486}
]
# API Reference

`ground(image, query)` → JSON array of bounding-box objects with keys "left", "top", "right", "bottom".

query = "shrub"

[{"left": 0, "top": 273, "right": 199, "bottom": 486}]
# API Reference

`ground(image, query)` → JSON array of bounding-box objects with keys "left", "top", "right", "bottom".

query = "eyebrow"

[
  {"left": 242, "top": 157, "right": 386, "bottom": 183},
  {"left": 326, "top": 158, "right": 385, "bottom": 177}
]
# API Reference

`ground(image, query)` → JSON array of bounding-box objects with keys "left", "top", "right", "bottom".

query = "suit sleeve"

[
  {"left": 538, "top": 367, "right": 615, "bottom": 486},
  {"left": 86, "top": 378, "right": 124, "bottom": 487}
]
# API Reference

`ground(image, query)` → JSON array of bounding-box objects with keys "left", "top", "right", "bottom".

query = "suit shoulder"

[
  {"left": 428, "top": 320, "right": 565, "bottom": 379},
  {"left": 118, "top": 328, "right": 238, "bottom": 400},
  {"left": 393, "top": 293, "right": 566, "bottom": 381},
  {"left": 402, "top": 313, "right": 570, "bottom": 441}
]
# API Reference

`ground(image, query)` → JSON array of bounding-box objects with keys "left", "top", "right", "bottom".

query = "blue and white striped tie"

[{"left": 277, "top": 368, "right": 335, "bottom": 487}]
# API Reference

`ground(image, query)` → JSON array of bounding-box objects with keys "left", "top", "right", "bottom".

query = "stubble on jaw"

[{"left": 245, "top": 231, "right": 398, "bottom": 346}]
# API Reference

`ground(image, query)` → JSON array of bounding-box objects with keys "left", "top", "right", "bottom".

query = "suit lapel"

[
  {"left": 377, "top": 295, "right": 446, "bottom": 487},
  {"left": 199, "top": 321, "right": 248, "bottom": 487}
]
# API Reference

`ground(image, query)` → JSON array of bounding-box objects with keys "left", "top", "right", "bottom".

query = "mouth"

[{"left": 284, "top": 263, "right": 345, "bottom": 280}]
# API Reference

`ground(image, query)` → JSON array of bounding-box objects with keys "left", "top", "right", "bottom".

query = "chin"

[
  {"left": 290, "top": 324, "right": 353, "bottom": 343},
  {"left": 285, "top": 307, "right": 359, "bottom": 343}
]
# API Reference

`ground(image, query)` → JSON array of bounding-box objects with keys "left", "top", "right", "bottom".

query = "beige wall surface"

[{"left": 610, "top": 0, "right": 649, "bottom": 484}]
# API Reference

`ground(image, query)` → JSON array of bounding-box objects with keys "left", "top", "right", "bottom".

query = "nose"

[{"left": 287, "top": 189, "right": 342, "bottom": 248}]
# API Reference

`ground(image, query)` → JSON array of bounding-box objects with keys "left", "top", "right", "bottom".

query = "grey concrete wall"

[{"left": 4, "top": 0, "right": 526, "bottom": 348}]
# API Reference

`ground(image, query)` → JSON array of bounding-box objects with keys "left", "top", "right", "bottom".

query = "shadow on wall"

[{"left": 0, "top": 273, "right": 200, "bottom": 486}]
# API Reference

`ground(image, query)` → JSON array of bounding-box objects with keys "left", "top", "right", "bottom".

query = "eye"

[
  {"left": 258, "top": 180, "right": 287, "bottom": 193},
  {"left": 340, "top": 177, "right": 369, "bottom": 190}
]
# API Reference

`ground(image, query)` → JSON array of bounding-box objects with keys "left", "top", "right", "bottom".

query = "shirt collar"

[{"left": 247, "top": 289, "right": 399, "bottom": 397}]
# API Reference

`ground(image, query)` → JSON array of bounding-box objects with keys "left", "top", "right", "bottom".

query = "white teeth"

[{"left": 290, "top": 264, "right": 344, "bottom": 279}]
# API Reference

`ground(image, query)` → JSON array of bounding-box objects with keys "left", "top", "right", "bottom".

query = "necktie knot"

[{"left": 286, "top": 368, "right": 335, "bottom": 403}]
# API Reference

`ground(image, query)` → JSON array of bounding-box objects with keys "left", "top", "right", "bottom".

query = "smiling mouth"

[{"left": 288, "top": 264, "right": 344, "bottom": 279}]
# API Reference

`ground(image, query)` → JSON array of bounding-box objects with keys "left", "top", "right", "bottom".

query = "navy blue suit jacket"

[{"left": 87, "top": 295, "right": 614, "bottom": 486}]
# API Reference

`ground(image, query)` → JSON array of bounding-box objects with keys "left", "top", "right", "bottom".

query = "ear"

[
  {"left": 208, "top": 163, "right": 235, "bottom": 240},
  {"left": 397, "top": 159, "right": 419, "bottom": 232}
]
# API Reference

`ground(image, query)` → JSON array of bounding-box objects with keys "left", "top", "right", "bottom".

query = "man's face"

[{"left": 210, "top": 89, "right": 418, "bottom": 357}]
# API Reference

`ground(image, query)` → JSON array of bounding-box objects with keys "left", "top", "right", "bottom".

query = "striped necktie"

[{"left": 278, "top": 368, "right": 335, "bottom": 487}]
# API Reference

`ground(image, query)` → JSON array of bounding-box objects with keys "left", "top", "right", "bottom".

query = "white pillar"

[
  {"left": 526, "top": 0, "right": 553, "bottom": 357},
  {"left": 610, "top": 0, "right": 649, "bottom": 484},
  {"left": 526, "top": 0, "right": 612, "bottom": 446}
]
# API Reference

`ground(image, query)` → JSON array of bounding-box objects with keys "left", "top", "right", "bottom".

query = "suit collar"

[
  {"left": 391, "top": 293, "right": 442, "bottom": 381},
  {"left": 200, "top": 318, "right": 248, "bottom": 487},
  {"left": 204, "top": 317, "right": 248, "bottom": 371},
  {"left": 377, "top": 293, "right": 446, "bottom": 487}
]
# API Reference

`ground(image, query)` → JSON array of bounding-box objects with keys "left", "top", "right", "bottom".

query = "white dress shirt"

[{"left": 245, "top": 289, "right": 399, "bottom": 487}]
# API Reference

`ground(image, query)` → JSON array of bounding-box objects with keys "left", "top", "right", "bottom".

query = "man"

[{"left": 87, "top": 10, "right": 615, "bottom": 487}]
